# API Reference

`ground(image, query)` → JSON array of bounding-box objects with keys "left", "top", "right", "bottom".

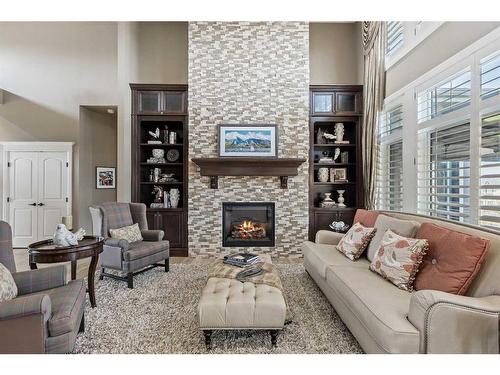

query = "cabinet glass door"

[
  {"left": 312, "top": 93, "right": 334, "bottom": 115},
  {"left": 138, "top": 91, "right": 162, "bottom": 114},
  {"left": 335, "top": 92, "right": 360, "bottom": 114},
  {"left": 163, "top": 92, "right": 185, "bottom": 114}
]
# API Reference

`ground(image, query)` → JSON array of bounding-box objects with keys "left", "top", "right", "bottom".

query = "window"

[
  {"left": 377, "top": 141, "right": 404, "bottom": 211},
  {"left": 418, "top": 122, "right": 471, "bottom": 222},
  {"left": 479, "top": 113, "right": 500, "bottom": 229},
  {"left": 385, "top": 22, "right": 442, "bottom": 69},
  {"left": 387, "top": 21, "right": 404, "bottom": 56},
  {"left": 481, "top": 52, "right": 500, "bottom": 99},
  {"left": 379, "top": 104, "right": 403, "bottom": 136},
  {"left": 417, "top": 69, "right": 471, "bottom": 123}
]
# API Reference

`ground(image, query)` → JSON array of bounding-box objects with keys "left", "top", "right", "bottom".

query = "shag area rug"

[{"left": 74, "top": 262, "right": 363, "bottom": 354}]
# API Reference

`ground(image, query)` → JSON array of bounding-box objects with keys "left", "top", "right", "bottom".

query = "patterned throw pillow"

[
  {"left": 109, "top": 223, "right": 143, "bottom": 243},
  {"left": 336, "top": 222, "right": 377, "bottom": 260},
  {"left": 369, "top": 229, "right": 429, "bottom": 292},
  {"left": 0, "top": 263, "right": 18, "bottom": 302}
]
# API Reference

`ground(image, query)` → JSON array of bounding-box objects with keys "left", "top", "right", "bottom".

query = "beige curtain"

[{"left": 361, "top": 21, "right": 386, "bottom": 210}]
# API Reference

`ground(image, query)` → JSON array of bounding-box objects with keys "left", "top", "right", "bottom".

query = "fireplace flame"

[{"left": 232, "top": 220, "right": 267, "bottom": 240}]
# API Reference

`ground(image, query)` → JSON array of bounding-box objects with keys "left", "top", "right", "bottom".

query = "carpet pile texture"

[{"left": 74, "top": 262, "right": 362, "bottom": 354}]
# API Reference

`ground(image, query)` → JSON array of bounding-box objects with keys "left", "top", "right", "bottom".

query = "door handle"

[
  {"left": 29, "top": 203, "right": 37, "bottom": 206},
  {"left": 38, "top": 203, "right": 45, "bottom": 206}
]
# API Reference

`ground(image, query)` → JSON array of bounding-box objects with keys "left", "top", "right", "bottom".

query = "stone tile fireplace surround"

[{"left": 188, "top": 22, "right": 310, "bottom": 257}]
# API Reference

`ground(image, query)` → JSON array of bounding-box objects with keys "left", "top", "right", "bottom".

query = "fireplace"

[{"left": 222, "top": 202, "right": 275, "bottom": 247}]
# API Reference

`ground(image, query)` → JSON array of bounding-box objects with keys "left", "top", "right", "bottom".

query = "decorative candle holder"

[{"left": 337, "top": 190, "right": 346, "bottom": 208}]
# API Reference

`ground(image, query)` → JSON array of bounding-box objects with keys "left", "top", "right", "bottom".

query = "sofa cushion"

[
  {"left": 336, "top": 223, "right": 376, "bottom": 260},
  {"left": 302, "top": 241, "right": 370, "bottom": 279},
  {"left": 326, "top": 265, "right": 420, "bottom": 353},
  {"left": 109, "top": 223, "right": 143, "bottom": 243},
  {"left": 415, "top": 223, "right": 490, "bottom": 295},
  {"left": 32, "top": 279, "right": 86, "bottom": 337},
  {"left": 123, "top": 240, "right": 170, "bottom": 261},
  {"left": 0, "top": 262, "right": 17, "bottom": 302},
  {"left": 367, "top": 214, "right": 420, "bottom": 261},
  {"left": 353, "top": 209, "right": 379, "bottom": 227},
  {"left": 369, "top": 229, "right": 428, "bottom": 292}
]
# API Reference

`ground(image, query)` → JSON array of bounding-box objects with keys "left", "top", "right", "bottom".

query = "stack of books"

[{"left": 223, "top": 253, "right": 261, "bottom": 267}]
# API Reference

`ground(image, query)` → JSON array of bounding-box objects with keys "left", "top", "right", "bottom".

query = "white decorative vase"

[
  {"left": 335, "top": 123, "right": 344, "bottom": 142},
  {"left": 337, "top": 190, "right": 346, "bottom": 208},
  {"left": 169, "top": 188, "right": 180, "bottom": 208},
  {"left": 152, "top": 148, "right": 165, "bottom": 159},
  {"left": 318, "top": 168, "right": 329, "bottom": 182},
  {"left": 320, "top": 193, "right": 336, "bottom": 208}
]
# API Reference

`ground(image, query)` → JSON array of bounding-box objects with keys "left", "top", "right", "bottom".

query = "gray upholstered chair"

[
  {"left": 89, "top": 202, "right": 169, "bottom": 289},
  {"left": 0, "top": 221, "right": 86, "bottom": 354}
]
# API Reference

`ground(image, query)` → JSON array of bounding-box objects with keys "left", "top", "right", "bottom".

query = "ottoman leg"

[
  {"left": 203, "top": 330, "right": 213, "bottom": 350},
  {"left": 270, "top": 330, "right": 279, "bottom": 347}
]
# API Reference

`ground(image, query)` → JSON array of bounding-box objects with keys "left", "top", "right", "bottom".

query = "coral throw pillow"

[
  {"left": 414, "top": 223, "right": 490, "bottom": 295},
  {"left": 353, "top": 209, "right": 379, "bottom": 228},
  {"left": 109, "top": 223, "right": 143, "bottom": 243},
  {"left": 336, "top": 222, "right": 376, "bottom": 260},
  {"left": 0, "top": 263, "right": 18, "bottom": 302},
  {"left": 370, "top": 229, "right": 428, "bottom": 292}
]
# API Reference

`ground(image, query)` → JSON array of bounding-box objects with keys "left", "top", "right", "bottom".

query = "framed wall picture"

[
  {"left": 218, "top": 124, "right": 278, "bottom": 157},
  {"left": 96, "top": 166, "right": 116, "bottom": 189}
]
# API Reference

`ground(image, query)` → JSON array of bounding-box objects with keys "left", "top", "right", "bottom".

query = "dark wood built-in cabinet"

[
  {"left": 309, "top": 85, "right": 363, "bottom": 241},
  {"left": 131, "top": 84, "right": 188, "bottom": 256}
]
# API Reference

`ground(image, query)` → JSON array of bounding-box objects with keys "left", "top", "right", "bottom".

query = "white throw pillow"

[
  {"left": 369, "top": 229, "right": 428, "bottom": 292},
  {"left": 366, "top": 214, "right": 420, "bottom": 261},
  {"left": 0, "top": 263, "right": 18, "bottom": 302},
  {"left": 336, "top": 222, "right": 377, "bottom": 260},
  {"left": 109, "top": 223, "right": 143, "bottom": 243}
]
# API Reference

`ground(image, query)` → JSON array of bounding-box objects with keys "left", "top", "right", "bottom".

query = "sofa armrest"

[
  {"left": 141, "top": 229, "right": 165, "bottom": 242},
  {"left": 315, "top": 230, "right": 344, "bottom": 246},
  {"left": 408, "top": 290, "right": 500, "bottom": 353},
  {"left": 104, "top": 238, "right": 129, "bottom": 251},
  {"left": 12, "top": 266, "right": 66, "bottom": 295},
  {"left": 0, "top": 294, "right": 51, "bottom": 323}
]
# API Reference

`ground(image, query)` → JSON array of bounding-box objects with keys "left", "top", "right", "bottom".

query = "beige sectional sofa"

[{"left": 303, "top": 211, "right": 500, "bottom": 354}]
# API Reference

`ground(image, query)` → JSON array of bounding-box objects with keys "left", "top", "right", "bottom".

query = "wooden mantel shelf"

[{"left": 191, "top": 157, "right": 307, "bottom": 189}]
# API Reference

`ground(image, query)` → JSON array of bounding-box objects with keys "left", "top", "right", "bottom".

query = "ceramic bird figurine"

[
  {"left": 148, "top": 127, "right": 160, "bottom": 140},
  {"left": 53, "top": 224, "right": 85, "bottom": 247}
]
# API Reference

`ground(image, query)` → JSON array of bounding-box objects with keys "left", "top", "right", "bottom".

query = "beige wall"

[
  {"left": 0, "top": 22, "right": 119, "bottom": 228},
  {"left": 310, "top": 22, "right": 363, "bottom": 85},
  {"left": 386, "top": 22, "right": 500, "bottom": 96},
  {"left": 136, "top": 22, "right": 188, "bottom": 84},
  {"left": 0, "top": 21, "right": 188, "bottom": 229},
  {"left": 78, "top": 107, "right": 117, "bottom": 232}
]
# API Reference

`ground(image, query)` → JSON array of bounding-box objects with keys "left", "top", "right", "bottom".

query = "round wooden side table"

[{"left": 28, "top": 236, "right": 104, "bottom": 308}]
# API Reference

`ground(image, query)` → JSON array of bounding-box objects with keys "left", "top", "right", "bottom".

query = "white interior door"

[
  {"left": 37, "top": 151, "right": 68, "bottom": 239},
  {"left": 8, "top": 152, "right": 39, "bottom": 247}
]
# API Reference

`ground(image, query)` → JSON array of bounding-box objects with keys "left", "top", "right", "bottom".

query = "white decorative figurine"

[
  {"left": 333, "top": 147, "right": 341, "bottom": 162},
  {"left": 53, "top": 224, "right": 86, "bottom": 247}
]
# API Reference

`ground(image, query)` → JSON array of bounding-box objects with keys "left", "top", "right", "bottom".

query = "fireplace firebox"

[{"left": 222, "top": 202, "right": 275, "bottom": 247}]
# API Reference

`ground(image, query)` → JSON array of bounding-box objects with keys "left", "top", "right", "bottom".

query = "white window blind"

[
  {"left": 379, "top": 104, "right": 403, "bottom": 137},
  {"left": 417, "top": 69, "right": 471, "bottom": 123},
  {"left": 481, "top": 52, "right": 500, "bottom": 99},
  {"left": 376, "top": 141, "right": 403, "bottom": 211},
  {"left": 479, "top": 113, "right": 500, "bottom": 229},
  {"left": 418, "top": 122, "right": 471, "bottom": 222},
  {"left": 387, "top": 22, "right": 404, "bottom": 56}
]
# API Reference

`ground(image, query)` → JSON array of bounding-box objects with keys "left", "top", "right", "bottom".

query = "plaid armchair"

[
  {"left": 89, "top": 202, "right": 169, "bottom": 289},
  {"left": 0, "top": 221, "right": 86, "bottom": 354}
]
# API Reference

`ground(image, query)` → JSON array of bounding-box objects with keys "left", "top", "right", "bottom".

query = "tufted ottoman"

[{"left": 198, "top": 256, "right": 286, "bottom": 349}]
